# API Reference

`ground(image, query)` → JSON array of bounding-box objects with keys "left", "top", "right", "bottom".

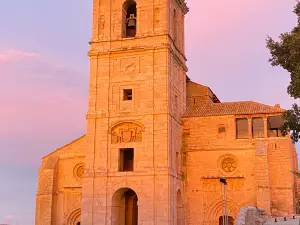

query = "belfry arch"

[
  {"left": 112, "top": 188, "right": 138, "bottom": 225},
  {"left": 122, "top": 0, "right": 137, "bottom": 37}
]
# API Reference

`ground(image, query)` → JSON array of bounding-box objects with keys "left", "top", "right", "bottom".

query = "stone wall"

[
  {"left": 35, "top": 135, "right": 86, "bottom": 225},
  {"left": 235, "top": 206, "right": 267, "bottom": 225},
  {"left": 182, "top": 114, "right": 297, "bottom": 225}
]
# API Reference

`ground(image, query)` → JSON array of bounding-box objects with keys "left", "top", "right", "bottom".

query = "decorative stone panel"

[{"left": 111, "top": 122, "right": 145, "bottom": 144}]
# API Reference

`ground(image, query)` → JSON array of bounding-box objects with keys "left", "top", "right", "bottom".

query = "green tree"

[{"left": 266, "top": 2, "right": 300, "bottom": 143}]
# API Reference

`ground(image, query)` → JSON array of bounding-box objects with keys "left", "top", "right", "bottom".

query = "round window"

[{"left": 221, "top": 157, "right": 237, "bottom": 173}]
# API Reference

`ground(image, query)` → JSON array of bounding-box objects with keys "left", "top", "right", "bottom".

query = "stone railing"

[{"left": 236, "top": 206, "right": 268, "bottom": 225}]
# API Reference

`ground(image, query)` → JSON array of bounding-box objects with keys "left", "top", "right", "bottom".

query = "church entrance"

[
  {"left": 112, "top": 188, "right": 138, "bottom": 225},
  {"left": 219, "top": 216, "right": 234, "bottom": 225}
]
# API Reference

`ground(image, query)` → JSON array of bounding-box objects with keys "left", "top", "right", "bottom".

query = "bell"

[{"left": 127, "top": 14, "right": 136, "bottom": 27}]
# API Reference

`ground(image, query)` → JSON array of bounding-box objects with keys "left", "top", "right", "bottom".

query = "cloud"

[
  {"left": 0, "top": 49, "right": 39, "bottom": 61},
  {"left": 0, "top": 48, "right": 88, "bottom": 166},
  {"left": 0, "top": 215, "right": 15, "bottom": 224},
  {"left": 4, "top": 215, "right": 14, "bottom": 220}
]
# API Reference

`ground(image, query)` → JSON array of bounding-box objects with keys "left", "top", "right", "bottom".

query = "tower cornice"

[{"left": 88, "top": 43, "right": 188, "bottom": 72}]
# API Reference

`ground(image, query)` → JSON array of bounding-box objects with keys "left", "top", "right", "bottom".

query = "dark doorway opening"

[{"left": 219, "top": 216, "right": 234, "bottom": 225}]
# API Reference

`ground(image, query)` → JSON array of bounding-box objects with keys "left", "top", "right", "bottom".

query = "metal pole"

[
  {"left": 225, "top": 183, "right": 228, "bottom": 225},
  {"left": 220, "top": 178, "right": 227, "bottom": 225},
  {"left": 222, "top": 183, "right": 225, "bottom": 225}
]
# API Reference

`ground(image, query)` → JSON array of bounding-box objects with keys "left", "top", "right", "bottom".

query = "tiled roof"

[{"left": 182, "top": 101, "right": 285, "bottom": 118}]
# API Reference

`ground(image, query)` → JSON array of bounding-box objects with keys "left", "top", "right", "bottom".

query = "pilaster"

[{"left": 255, "top": 141, "right": 271, "bottom": 215}]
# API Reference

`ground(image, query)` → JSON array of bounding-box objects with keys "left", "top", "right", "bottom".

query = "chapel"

[{"left": 35, "top": 0, "right": 299, "bottom": 224}]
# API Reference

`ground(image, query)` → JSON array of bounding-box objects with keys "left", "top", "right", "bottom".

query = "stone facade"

[{"left": 34, "top": 0, "right": 298, "bottom": 224}]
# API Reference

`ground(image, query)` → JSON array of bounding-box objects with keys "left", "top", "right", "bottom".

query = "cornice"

[{"left": 174, "top": 0, "right": 189, "bottom": 14}]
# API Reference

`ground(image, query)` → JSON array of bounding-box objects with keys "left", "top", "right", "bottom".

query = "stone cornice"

[
  {"left": 167, "top": 44, "right": 188, "bottom": 72},
  {"left": 88, "top": 42, "right": 188, "bottom": 72},
  {"left": 89, "top": 32, "right": 170, "bottom": 45},
  {"left": 174, "top": 0, "right": 189, "bottom": 14},
  {"left": 88, "top": 34, "right": 187, "bottom": 59}
]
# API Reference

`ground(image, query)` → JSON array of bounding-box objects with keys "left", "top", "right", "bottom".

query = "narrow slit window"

[
  {"left": 236, "top": 118, "right": 248, "bottom": 139},
  {"left": 123, "top": 89, "right": 133, "bottom": 101},
  {"left": 119, "top": 148, "right": 134, "bottom": 171}
]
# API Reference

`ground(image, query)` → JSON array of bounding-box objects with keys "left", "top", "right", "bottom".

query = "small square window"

[
  {"left": 119, "top": 148, "right": 134, "bottom": 171},
  {"left": 218, "top": 125, "right": 226, "bottom": 133},
  {"left": 123, "top": 89, "right": 133, "bottom": 101}
]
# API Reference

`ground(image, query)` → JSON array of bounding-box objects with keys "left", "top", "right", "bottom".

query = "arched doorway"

[
  {"left": 112, "top": 188, "right": 138, "bottom": 225},
  {"left": 219, "top": 216, "right": 234, "bottom": 225},
  {"left": 67, "top": 208, "right": 81, "bottom": 225}
]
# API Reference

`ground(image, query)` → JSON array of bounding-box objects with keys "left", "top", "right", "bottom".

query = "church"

[{"left": 34, "top": 0, "right": 299, "bottom": 224}]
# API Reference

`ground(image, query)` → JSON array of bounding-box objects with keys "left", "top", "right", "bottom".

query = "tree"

[{"left": 266, "top": 2, "right": 300, "bottom": 143}]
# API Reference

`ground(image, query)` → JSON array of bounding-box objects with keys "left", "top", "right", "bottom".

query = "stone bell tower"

[{"left": 81, "top": 0, "right": 188, "bottom": 224}]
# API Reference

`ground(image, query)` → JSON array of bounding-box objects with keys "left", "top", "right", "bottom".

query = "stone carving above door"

[{"left": 111, "top": 122, "right": 144, "bottom": 144}]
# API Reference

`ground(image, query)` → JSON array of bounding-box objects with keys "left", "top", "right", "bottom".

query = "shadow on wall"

[{"left": 236, "top": 206, "right": 267, "bottom": 225}]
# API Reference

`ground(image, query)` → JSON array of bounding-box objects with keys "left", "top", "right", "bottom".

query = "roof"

[
  {"left": 42, "top": 134, "right": 86, "bottom": 159},
  {"left": 186, "top": 80, "right": 221, "bottom": 103},
  {"left": 182, "top": 101, "right": 285, "bottom": 118}
]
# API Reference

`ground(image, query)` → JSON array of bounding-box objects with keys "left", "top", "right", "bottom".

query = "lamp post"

[{"left": 220, "top": 178, "right": 228, "bottom": 225}]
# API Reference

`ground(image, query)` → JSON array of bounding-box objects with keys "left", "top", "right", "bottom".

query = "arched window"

[{"left": 122, "top": 0, "right": 137, "bottom": 38}]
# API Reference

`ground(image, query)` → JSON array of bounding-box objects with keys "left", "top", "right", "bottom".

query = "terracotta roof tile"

[{"left": 182, "top": 101, "right": 285, "bottom": 118}]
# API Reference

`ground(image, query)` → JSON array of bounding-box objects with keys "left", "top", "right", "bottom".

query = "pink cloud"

[
  {"left": 0, "top": 48, "right": 87, "bottom": 166},
  {"left": 0, "top": 49, "right": 39, "bottom": 61},
  {"left": 0, "top": 215, "right": 16, "bottom": 225}
]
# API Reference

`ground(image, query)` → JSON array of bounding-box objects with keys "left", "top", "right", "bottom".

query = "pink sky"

[{"left": 0, "top": 0, "right": 299, "bottom": 224}]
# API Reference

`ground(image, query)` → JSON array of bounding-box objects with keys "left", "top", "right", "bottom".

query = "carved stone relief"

[
  {"left": 111, "top": 122, "right": 144, "bottom": 144},
  {"left": 139, "top": 9, "right": 147, "bottom": 34},
  {"left": 218, "top": 154, "right": 238, "bottom": 175},
  {"left": 99, "top": 14, "right": 105, "bottom": 30},
  {"left": 201, "top": 179, "right": 244, "bottom": 191},
  {"left": 112, "top": 11, "right": 119, "bottom": 37},
  {"left": 121, "top": 58, "right": 136, "bottom": 75},
  {"left": 73, "top": 163, "right": 84, "bottom": 180},
  {"left": 154, "top": 7, "right": 160, "bottom": 28},
  {"left": 221, "top": 157, "right": 237, "bottom": 173}
]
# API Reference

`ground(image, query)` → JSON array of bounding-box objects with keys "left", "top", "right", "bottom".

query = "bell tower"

[{"left": 81, "top": 0, "right": 188, "bottom": 224}]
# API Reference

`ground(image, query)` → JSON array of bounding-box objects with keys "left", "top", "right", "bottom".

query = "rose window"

[
  {"left": 221, "top": 157, "right": 237, "bottom": 173},
  {"left": 73, "top": 163, "right": 84, "bottom": 180}
]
